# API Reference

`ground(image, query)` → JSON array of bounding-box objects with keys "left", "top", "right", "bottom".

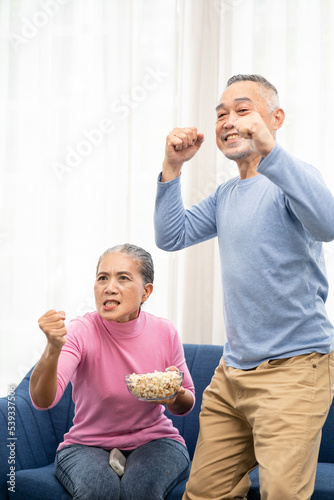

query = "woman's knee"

[
  {"left": 55, "top": 445, "right": 121, "bottom": 499},
  {"left": 120, "top": 462, "right": 190, "bottom": 500},
  {"left": 120, "top": 477, "right": 163, "bottom": 500},
  {"left": 56, "top": 470, "right": 121, "bottom": 500}
]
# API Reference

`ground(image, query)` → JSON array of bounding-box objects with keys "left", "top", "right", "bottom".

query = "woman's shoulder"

[
  {"left": 141, "top": 311, "right": 182, "bottom": 354},
  {"left": 67, "top": 311, "right": 100, "bottom": 336},
  {"left": 64, "top": 312, "right": 102, "bottom": 358},
  {"left": 141, "top": 310, "right": 177, "bottom": 333}
]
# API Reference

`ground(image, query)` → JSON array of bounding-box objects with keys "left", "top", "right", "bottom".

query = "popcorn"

[{"left": 125, "top": 370, "right": 183, "bottom": 400}]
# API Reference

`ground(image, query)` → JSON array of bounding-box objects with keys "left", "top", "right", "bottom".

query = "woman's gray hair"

[
  {"left": 96, "top": 243, "right": 154, "bottom": 285},
  {"left": 226, "top": 74, "right": 280, "bottom": 113}
]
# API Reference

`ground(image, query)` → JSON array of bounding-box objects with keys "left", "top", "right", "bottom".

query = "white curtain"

[{"left": 1, "top": 0, "right": 334, "bottom": 395}]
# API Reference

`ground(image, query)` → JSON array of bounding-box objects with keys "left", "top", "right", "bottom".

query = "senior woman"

[{"left": 30, "top": 243, "right": 195, "bottom": 500}]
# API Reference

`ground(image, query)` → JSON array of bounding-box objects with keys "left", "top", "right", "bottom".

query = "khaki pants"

[{"left": 183, "top": 351, "right": 334, "bottom": 500}]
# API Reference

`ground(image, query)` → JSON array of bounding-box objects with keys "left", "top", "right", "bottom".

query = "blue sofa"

[{"left": 0, "top": 343, "right": 333, "bottom": 499}]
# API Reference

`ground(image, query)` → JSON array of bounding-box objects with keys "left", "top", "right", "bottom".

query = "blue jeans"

[{"left": 55, "top": 438, "right": 190, "bottom": 500}]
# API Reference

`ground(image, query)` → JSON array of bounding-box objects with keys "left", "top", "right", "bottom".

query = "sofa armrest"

[{"left": 0, "top": 368, "right": 74, "bottom": 499}]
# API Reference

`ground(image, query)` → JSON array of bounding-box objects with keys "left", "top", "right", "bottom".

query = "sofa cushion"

[
  {"left": 166, "top": 478, "right": 187, "bottom": 499},
  {"left": 247, "top": 462, "right": 334, "bottom": 499},
  {"left": 5, "top": 370, "right": 74, "bottom": 472},
  {"left": 318, "top": 402, "right": 334, "bottom": 463},
  {"left": 166, "top": 343, "right": 223, "bottom": 459},
  {"left": 311, "top": 463, "right": 334, "bottom": 499},
  {"left": 10, "top": 464, "right": 71, "bottom": 500}
]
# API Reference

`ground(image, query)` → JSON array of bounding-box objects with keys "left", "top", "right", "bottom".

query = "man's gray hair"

[
  {"left": 96, "top": 243, "right": 154, "bottom": 285},
  {"left": 226, "top": 74, "right": 280, "bottom": 113}
]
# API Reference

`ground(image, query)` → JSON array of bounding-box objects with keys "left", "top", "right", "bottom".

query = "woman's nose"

[{"left": 105, "top": 279, "right": 118, "bottom": 293}]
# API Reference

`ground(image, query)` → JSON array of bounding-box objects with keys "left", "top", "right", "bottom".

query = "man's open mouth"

[{"left": 225, "top": 133, "right": 241, "bottom": 141}]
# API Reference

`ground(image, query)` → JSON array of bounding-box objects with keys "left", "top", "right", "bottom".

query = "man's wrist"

[
  {"left": 161, "top": 160, "right": 183, "bottom": 182},
  {"left": 261, "top": 138, "right": 276, "bottom": 158}
]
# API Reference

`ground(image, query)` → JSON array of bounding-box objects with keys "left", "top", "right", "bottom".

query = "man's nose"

[{"left": 224, "top": 111, "right": 238, "bottom": 128}]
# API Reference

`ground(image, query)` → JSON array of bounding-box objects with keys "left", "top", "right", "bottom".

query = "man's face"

[{"left": 215, "top": 81, "right": 275, "bottom": 161}]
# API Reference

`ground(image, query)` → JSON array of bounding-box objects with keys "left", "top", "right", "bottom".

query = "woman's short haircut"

[{"left": 96, "top": 243, "right": 154, "bottom": 285}]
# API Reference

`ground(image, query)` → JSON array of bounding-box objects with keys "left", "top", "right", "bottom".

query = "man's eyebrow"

[{"left": 215, "top": 97, "right": 253, "bottom": 113}]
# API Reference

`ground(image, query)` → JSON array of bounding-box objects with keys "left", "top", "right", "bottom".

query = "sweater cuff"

[
  {"left": 157, "top": 172, "right": 181, "bottom": 185},
  {"left": 257, "top": 142, "right": 283, "bottom": 174}
]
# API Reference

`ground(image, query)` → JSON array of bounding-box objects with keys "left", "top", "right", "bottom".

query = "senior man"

[{"left": 154, "top": 74, "right": 334, "bottom": 500}]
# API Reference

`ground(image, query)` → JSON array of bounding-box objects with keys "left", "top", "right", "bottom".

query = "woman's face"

[{"left": 94, "top": 252, "right": 153, "bottom": 323}]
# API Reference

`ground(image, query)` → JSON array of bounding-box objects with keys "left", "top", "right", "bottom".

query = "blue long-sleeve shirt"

[{"left": 154, "top": 143, "right": 334, "bottom": 368}]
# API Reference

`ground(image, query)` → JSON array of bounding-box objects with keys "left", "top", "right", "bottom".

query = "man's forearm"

[{"left": 258, "top": 144, "right": 334, "bottom": 242}]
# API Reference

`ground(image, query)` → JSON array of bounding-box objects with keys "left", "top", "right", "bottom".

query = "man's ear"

[
  {"left": 272, "top": 108, "right": 285, "bottom": 131},
  {"left": 142, "top": 283, "right": 153, "bottom": 303}
]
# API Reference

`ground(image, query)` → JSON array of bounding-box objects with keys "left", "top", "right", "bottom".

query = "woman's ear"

[{"left": 142, "top": 283, "right": 153, "bottom": 303}]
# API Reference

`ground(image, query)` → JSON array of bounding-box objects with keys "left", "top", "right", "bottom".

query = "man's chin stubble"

[{"left": 223, "top": 147, "right": 252, "bottom": 161}]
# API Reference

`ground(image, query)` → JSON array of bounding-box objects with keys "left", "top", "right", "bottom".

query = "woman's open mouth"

[{"left": 103, "top": 300, "right": 120, "bottom": 309}]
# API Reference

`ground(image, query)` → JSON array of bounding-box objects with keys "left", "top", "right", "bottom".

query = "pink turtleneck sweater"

[{"left": 30, "top": 310, "right": 195, "bottom": 451}]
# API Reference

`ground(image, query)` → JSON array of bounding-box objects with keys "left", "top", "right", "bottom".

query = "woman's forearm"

[
  {"left": 30, "top": 309, "right": 67, "bottom": 408},
  {"left": 166, "top": 388, "right": 194, "bottom": 415},
  {"left": 29, "top": 343, "right": 62, "bottom": 408}
]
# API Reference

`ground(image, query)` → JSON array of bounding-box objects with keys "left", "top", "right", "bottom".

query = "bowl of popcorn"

[{"left": 124, "top": 370, "right": 184, "bottom": 402}]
